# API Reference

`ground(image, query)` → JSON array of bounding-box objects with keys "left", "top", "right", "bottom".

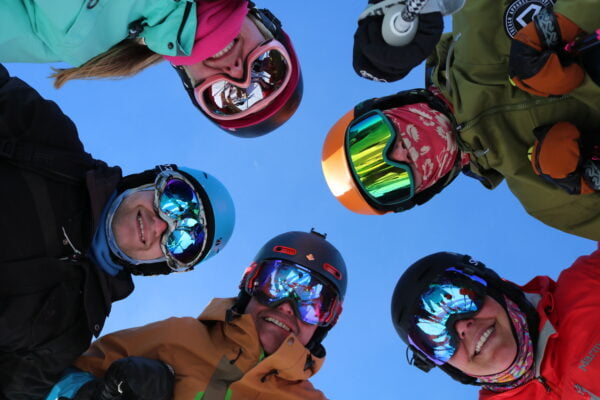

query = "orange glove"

[
  {"left": 530, "top": 121, "right": 599, "bottom": 194},
  {"left": 509, "top": 8, "right": 585, "bottom": 97}
]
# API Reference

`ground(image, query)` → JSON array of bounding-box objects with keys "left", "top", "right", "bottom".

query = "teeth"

[
  {"left": 137, "top": 213, "right": 145, "bottom": 244},
  {"left": 210, "top": 40, "right": 235, "bottom": 59},
  {"left": 475, "top": 326, "right": 494, "bottom": 355},
  {"left": 264, "top": 317, "right": 290, "bottom": 332}
]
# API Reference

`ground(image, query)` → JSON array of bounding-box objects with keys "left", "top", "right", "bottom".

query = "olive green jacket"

[
  {"left": 0, "top": 0, "right": 197, "bottom": 66},
  {"left": 428, "top": 0, "right": 600, "bottom": 240}
]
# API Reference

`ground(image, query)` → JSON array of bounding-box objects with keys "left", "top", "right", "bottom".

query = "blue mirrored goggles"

[
  {"left": 154, "top": 171, "right": 208, "bottom": 272},
  {"left": 408, "top": 267, "right": 488, "bottom": 364},
  {"left": 244, "top": 259, "right": 341, "bottom": 327}
]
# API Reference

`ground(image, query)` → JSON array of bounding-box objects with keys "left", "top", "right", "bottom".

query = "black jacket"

[{"left": 0, "top": 65, "right": 134, "bottom": 399}]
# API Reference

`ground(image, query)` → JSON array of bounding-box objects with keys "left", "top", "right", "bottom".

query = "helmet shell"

[
  {"left": 179, "top": 166, "right": 235, "bottom": 263},
  {"left": 252, "top": 230, "right": 347, "bottom": 299}
]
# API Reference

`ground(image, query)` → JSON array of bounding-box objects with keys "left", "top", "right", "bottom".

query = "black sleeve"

[{"left": 0, "top": 64, "right": 86, "bottom": 154}]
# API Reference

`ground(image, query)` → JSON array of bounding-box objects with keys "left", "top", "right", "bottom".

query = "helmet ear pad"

[{"left": 353, "top": 90, "right": 462, "bottom": 212}]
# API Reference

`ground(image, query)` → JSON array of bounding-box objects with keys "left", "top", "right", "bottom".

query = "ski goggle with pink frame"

[{"left": 194, "top": 40, "right": 292, "bottom": 120}]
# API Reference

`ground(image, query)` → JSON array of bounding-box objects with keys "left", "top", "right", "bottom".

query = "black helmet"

[
  {"left": 390, "top": 252, "right": 539, "bottom": 385},
  {"left": 233, "top": 229, "right": 347, "bottom": 356}
]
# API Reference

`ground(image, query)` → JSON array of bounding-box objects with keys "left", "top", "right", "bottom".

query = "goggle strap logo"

[{"left": 157, "top": 164, "right": 176, "bottom": 172}]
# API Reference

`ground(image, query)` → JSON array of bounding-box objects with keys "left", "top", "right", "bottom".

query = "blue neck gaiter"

[
  {"left": 89, "top": 185, "right": 165, "bottom": 276},
  {"left": 89, "top": 191, "right": 123, "bottom": 276}
]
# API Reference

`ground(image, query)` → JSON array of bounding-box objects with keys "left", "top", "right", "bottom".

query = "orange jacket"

[
  {"left": 74, "top": 298, "right": 327, "bottom": 400},
  {"left": 479, "top": 245, "right": 600, "bottom": 399}
]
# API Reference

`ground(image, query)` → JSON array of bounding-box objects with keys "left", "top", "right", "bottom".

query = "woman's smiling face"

[{"left": 447, "top": 296, "right": 517, "bottom": 376}]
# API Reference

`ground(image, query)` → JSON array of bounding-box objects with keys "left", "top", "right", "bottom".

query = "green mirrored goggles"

[{"left": 345, "top": 110, "right": 415, "bottom": 208}]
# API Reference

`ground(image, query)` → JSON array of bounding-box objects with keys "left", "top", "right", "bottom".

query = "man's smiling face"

[
  {"left": 111, "top": 189, "right": 167, "bottom": 260},
  {"left": 246, "top": 297, "right": 318, "bottom": 354}
]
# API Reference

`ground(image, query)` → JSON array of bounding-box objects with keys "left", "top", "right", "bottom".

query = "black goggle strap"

[
  {"left": 248, "top": 3, "right": 283, "bottom": 38},
  {"left": 116, "top": 164, "right": 179, "bottom": 194},
  {"left": 407, "top": 344, "right": 437, "bottom": 372},
  {"left": 173, "top": 65, "right": 204, "bottom": 112}
]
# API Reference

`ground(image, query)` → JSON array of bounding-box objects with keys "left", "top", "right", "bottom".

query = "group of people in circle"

[{"left": 1, "top": 0, "right": 599, "bottom": 399}]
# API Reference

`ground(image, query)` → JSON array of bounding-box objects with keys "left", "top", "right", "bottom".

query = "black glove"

[
  {"left": 582, "top": 43, "right": 600, "bottom": 86},
  {"left": 353, "top": 12, "right": 443, "bottom": 82},
  {"left": 72, "top": 357, "right": 175, "bottom": 400}
]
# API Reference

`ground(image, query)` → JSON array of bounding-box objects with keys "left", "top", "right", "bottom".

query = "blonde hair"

[{"left": 51, "top": 39, "right": 164, "bottom": 88}]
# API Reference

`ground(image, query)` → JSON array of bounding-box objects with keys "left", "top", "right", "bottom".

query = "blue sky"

[{"left": 5, "top": 1, "right": 596, "bottom": 398}]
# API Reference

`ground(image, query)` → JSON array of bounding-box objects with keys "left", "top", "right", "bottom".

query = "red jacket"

[{"left": 480, "top": 244, "right": 600, "bottom": 400}]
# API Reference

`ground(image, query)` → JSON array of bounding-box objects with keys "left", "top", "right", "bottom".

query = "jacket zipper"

[
  {"left": 575, "top": 384, "right": 600, "bottom": 400},
  {"left": 537, "top": 376, "right": 551, "bottom": 393}
]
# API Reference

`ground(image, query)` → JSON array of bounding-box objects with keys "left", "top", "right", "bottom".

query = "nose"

[
  {"left": 153, "top": 215, "right": 168, "bottom": 237},
  {"left": 454, "top": 318, "right": 474, "bottom": 339},
  {"left": 277, "top": 301, "right": 295, "bottom": 316},
  {"left": 389, "top": 133, "right": 410, "bottom": 163},
  {"left": 222, "top": 56, "right": 245, "bottom": 80}
]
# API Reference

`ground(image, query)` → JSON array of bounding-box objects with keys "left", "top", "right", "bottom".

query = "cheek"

[{"left": 296, "top": 323, "right": 318, "bottom": 346}]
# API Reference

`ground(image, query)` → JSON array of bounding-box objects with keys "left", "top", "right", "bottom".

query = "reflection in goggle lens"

[
  {"left": 157, "top": 178, "right": 207, "bottom": 265},
  {"left": 347, "top": 111, "right": 414, "bottom": 205},
  {"left": 251, "top": 260, "right": 339, "bottom": 326},
  {"left": 203, "top": 49, "right": 288, "bottom": 115},
  {"left": 410, "top": 271, "right": 486, "bottom": 363}
]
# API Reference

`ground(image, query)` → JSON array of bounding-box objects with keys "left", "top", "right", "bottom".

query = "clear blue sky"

[{"left": 5, "top": 1, "right": 595, "bottom": 398}]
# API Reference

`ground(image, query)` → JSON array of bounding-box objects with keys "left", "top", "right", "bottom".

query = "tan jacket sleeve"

[{"left": 73, "top": 317, "right": 199, "bottom": 377}]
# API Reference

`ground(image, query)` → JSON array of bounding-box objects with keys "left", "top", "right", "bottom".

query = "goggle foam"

[
  {"left": 244, "top": 259, "right": 341, "bottom": 326},
  {"left": 154, "top": 171, "right": 208, "bottom": 272},
  {"left": 346, "top": 110, "right": 415, "bottom": 210},
  {"left": 194, "top": 40, "right": 292, "bottom": 120}
]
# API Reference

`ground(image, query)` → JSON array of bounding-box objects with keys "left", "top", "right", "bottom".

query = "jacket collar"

[{"left": 199, "top": 298, "right": 325, "bottom": 380}]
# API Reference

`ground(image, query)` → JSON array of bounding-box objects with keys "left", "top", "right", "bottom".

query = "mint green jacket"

[
  {"left": 0, "top": 0, "right": 197, "bottom": 66},
  {"left": 428, "top": 0, "right": 600, "bottom": 241}
]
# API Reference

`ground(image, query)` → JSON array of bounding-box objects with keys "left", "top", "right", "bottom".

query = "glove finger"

[
  {"left": 582, "top": 46, "right": 600, "bottom": 86},
  {"left": 531, "top": 122, "right": 581, "bottom": 178}
]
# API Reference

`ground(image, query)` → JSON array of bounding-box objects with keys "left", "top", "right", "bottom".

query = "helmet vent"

[
  {"left": 273, "top": 245, "right": 297, "bottom": 255},
  {"left": 323, "top": 263, "right": 342, "bottom": 280}
]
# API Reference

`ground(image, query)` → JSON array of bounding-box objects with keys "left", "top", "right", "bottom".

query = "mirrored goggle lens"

[
  {"left": 250, "top": 260, "right": 339, "bottom": 326},
  {"left": 347, "top": 112, "right": 414, "bottom": 206},
  {"left": 201, "top": 49, "right": 289, "bottom": 116},
  {"left": 410, "top": 271, "right": 487, "bottom": 363},
  {"left": 157, "top": 177, "right": 207, "bottom": 265}
]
